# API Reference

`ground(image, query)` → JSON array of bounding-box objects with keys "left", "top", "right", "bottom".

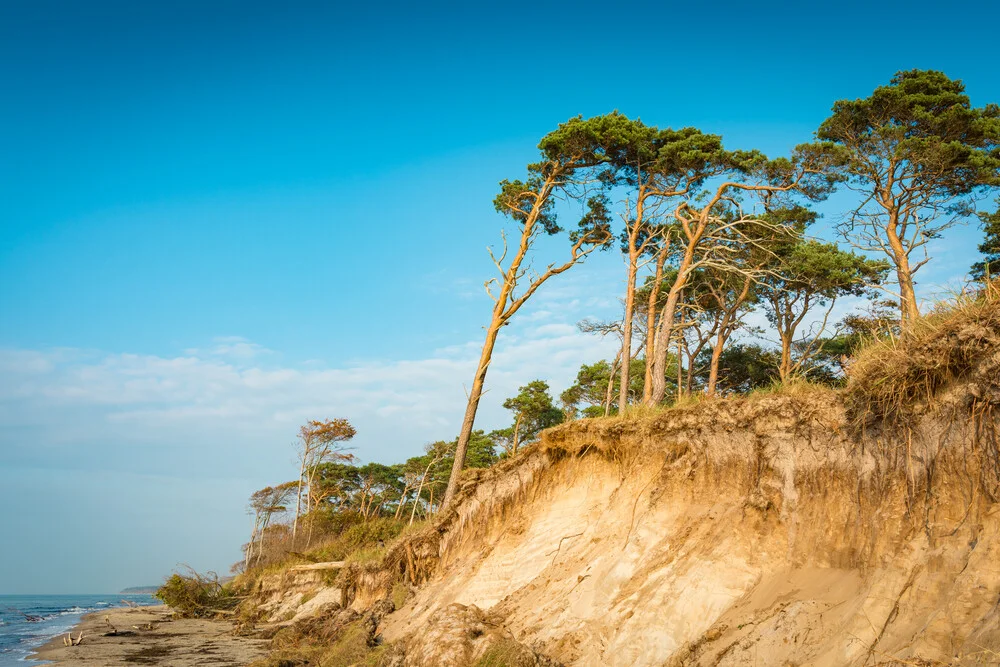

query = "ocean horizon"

[{"left": 0, "top": 594, "right": 157, "bottom": 666}]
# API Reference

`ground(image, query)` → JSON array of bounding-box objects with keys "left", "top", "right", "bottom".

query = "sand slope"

[{"left": 378, "top": 390, "right": 1000, "bottom": 666}]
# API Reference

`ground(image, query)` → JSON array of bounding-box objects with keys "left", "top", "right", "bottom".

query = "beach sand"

[{"left": 30, "top": 604, "right": 269, "bottom": 666}]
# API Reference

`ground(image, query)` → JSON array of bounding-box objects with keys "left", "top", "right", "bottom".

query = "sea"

[{"left": 0, "top": 594, "right": 157, "bottom": 665}]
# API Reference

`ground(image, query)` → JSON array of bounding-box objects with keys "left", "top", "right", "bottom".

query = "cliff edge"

[{"left": 256, "top": 291, "right": 1000, "bottom": 666}]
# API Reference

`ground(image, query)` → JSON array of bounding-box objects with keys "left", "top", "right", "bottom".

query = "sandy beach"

[{"left": 30, "top": 605, "right": 269, "bottom": 666}]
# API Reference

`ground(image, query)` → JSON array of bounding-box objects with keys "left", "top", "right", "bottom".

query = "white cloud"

[
  {"left": 184, "top": 335, "right": 273, "bottom": 360},
  {"left": 0, "top": 311, "right": 618, "bottom": 476},
  {"left": 0, "top": 349, "right": 56, "bottom": 375}
]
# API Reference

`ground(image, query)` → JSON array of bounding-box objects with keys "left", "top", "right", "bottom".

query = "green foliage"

[
  {"left": 422, "top": 430, "right": 499, "bottom": 471},
  {"left": 972, "top": 200, "right": 1000, "bottom": 281},
  {"left": 493, "top": 177, "right": 560, "bottom": 232},
  {"left": 560, "top": 359, "right": 612, "bottom": 412},
  {"left": 817, "top": 69, "right": 1000, "bottom": 321},
  {"left": 818, "top": 69, "right": 1000, "bottom": 197},
  {"left": 317, "top": 621, "right": 373, "bottom": 666},
  {"left": 463, "top": 430, "right": 500, "bottom": 468},
  {"left": 710, "top": 344, "right": 781, "bottom": 395},
  {"left": 493, "top": 113, "right": 662, "bottom": 239},
  {"left": 494, "top": 380, "right": 563, "bottom": 452},
  {"left": 307, "top": 517, "right": 407, "bottom": 563},
  {"left": 311, "top": 461, "right": 404, "bottom": 520},
  {"left": 537, "top": 111, "right": 656, "bottom": 171},
  {"left": 762, "top": 238, "right": 889, "bottom": 304},
  {"left": 757, "top": 230, "right": 890, "bottom": 378},
  {"left": 560, "top": 357, "right": 653, "bottom": 417}
]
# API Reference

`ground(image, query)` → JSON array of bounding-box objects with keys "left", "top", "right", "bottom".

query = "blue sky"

[{"left": 1, "top": 0, "right": 998, "bottom": 594}]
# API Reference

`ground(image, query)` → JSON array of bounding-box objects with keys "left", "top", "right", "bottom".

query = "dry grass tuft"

[
  {"left": 844, "top": 280, "right": 1000, "bottom": 433},
  {"left": 315, "top": 622, "right": 373, "bottom": 667},
  {"left": 844, "top": 281, "right": 1000, "bottom": 500}
]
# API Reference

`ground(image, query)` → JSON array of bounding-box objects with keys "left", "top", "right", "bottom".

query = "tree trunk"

[
  {"left": 642, "top": 246, "right": 668, "bottom": 402},
  {"left": 394, "top": 485, "right": 411, "bottom": 520},
  {"left": 619, "top": 249, "right": 640, "bottom": 413},
  {"left": 410, "top": 456, "right": 438, "bottom": 525},
  {"left": 684, "top": 338, "right": 698, "bottom": 396},
  {"left": 705, "top": 322, "right": 732, "bottom": 398},
  {"left": 676, "top": 331, "right": 684, "bottom": 401},
  {"left": 604, "top": 350, "right": 621, "bottom": 416},
  {"left": 512, "top": 413, "right": 522, "bottom": 455},
  {"left": 706, "top": 276, "right": 752, "bottom": 397},
  {"left": 778, "top": 329, "right": 794, "bottom": 382},
  {"left": 441, "top": 165, "right": 601, "bottom": 507},
  {"left": 886, "top": 215, "right": 920, "bottom": 329},
  {"left": 443, "top": 317, "right": 502, "bottom": 505},
  {"left": 245, "top": 516, "right": 261, "bottom": 571},
  {"left": 255, "top": 514, "right": 271, "bottom": 566},
  {"left": 707, "top": 331, "right": 726, "bottom": 397},
  {"left": 896, "top": 263, "right": 920, "bottom": 330},
  {"left": 649, "top": 287, "right": 683, "bottom": 404},
  {"left": 291, "top": 455, "right": 307, "bottom": 541}
]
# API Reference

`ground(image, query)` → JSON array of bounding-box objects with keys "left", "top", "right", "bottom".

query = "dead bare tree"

[
  {"left": 442, "top": 116, "right": 620, "bottom": 506},
  {"left": 292, "top": 418, "right": 355, "bottom": 541},
  {"left": 245, "top": 482, "right": 296, "bottom": 569},
  {"left": 577, "top": 318, "right": 624, "bottom": 416},
  {"left": 410, "top": 442, "right": 445, "bottom": 525}
]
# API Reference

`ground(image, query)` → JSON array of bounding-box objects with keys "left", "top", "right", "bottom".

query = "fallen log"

[
  {"left": 62, "top": 631, "right": 84, "bottom": 646},
  {"left": 287, "top": 561, "right": 345, "bottom": 572}
]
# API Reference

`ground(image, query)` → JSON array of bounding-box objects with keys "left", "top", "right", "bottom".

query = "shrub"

[
  {"left": 155, "top": 569, "right": 242, "bottom": 618},
  {"left": 307, "top": 517, "right": 407, "bottom": 563}
]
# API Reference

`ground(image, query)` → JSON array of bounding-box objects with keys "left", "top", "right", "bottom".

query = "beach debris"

[
  {"left": 62, "top": 631, "right": 84, "bottom": 646},
  {"left": 101, "top": 615, "right": 138, "bottom": 636},
  {"left": 120, "top": 599, "right": 140, "bottom": 609},
  {"left": 5, "top": 607, "right": 43, "bottom": 622}
]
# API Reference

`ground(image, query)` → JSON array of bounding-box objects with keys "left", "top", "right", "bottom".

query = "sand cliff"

[{"left": 252, "top": 296, "right": 1000, "bottom": 666}]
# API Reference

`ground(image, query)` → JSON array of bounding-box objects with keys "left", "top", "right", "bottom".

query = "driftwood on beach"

[{"left": 62, "top": 631, "right": 84, "bottom": 646}]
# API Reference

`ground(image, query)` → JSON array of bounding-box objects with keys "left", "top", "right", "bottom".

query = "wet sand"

[{"left": 30, "top": 604, "right": 269, "bottom": 666}]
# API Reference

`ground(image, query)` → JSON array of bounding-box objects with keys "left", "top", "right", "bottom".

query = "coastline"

[{"left": 29, "top": 605, "right": 269, "bottom": 666}]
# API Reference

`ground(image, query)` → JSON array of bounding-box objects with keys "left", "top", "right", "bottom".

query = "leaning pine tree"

[
  {"left": 646, "top": 142, "right": 839, "bottom": 405},
  {"left": 442, "top": 116, "right": 619, "bottom": 506},
  {"left": 818, "top": 69, "right": 1000, "bottom": 329}
]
